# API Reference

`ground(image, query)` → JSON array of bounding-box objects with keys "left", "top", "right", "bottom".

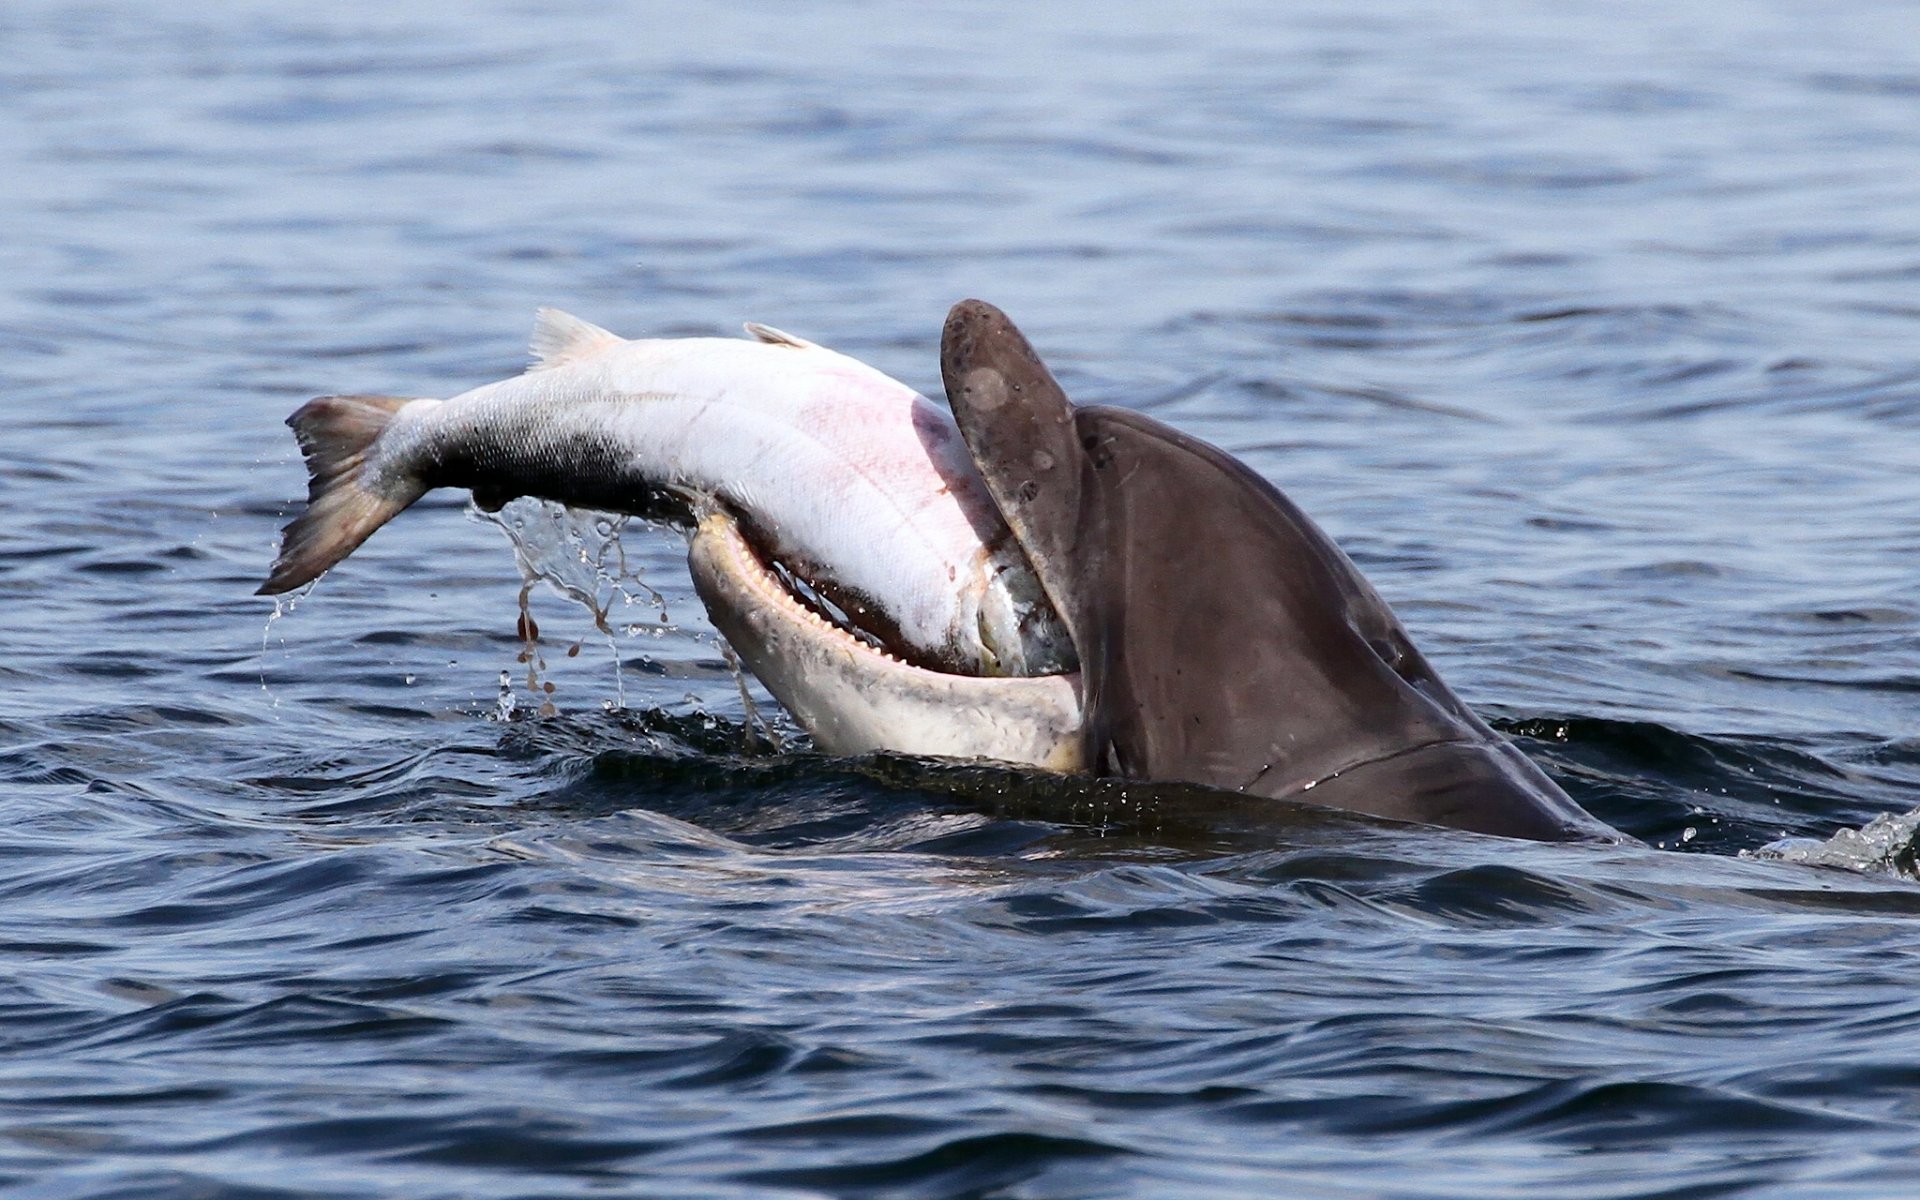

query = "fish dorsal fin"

[
  {"left": 744, "top": 322, "right": 818, "bottom": 349},
  {"left": 528, "top": 308, "right": 622, "bottom": 371}
]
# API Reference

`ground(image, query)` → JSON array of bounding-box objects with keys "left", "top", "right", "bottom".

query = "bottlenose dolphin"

[{"left": 695, "top": 302, "right": 1618, "bottom": 843}]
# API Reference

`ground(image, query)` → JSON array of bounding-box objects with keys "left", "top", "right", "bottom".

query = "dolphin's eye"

[
  {"left": 1366, "top": 627, "right": 1436, "bottom": 689},
  {"left": 1359, "top": 622, "right": 1436, "bottom": 679}
]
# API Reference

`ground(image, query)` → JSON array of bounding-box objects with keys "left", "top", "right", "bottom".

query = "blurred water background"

[{"left": 3, "top": 1, "right": 1919, "bottom": 1196}]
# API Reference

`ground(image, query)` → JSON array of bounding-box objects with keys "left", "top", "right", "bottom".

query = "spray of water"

[
  {"left": 258, "top": 590, "right": 303, "bottom": 715},
  {"left": 1747, "top": 810, "right": 1920, "bottom": 879},
  {"left": 474, "top": 496, "right": 701, "bottom": 718}
]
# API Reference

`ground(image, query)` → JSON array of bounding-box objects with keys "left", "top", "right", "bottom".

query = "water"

[{"left": 3, "top": 1, "right": 1919, "bottom": 1195}]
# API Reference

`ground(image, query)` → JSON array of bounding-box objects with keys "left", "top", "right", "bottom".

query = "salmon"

[{"left": 260, "top": 309, "right": 1074, "bottom": 677}]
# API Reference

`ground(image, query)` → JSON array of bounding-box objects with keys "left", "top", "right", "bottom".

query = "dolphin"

[{"left": 691, "top": 301, "right": 1619, "bottom": 843}]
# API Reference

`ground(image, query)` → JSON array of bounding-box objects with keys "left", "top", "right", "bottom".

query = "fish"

[{"left": 259, "top": 308, "right": 1075, "bottom": 678}]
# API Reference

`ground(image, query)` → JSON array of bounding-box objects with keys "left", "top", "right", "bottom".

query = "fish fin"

[
  {"left": 528, "top": 307, "right": 622, "bottom": 371},
  {"left": 258, "top": 395, "right": 429, "bottom": 595},
  {"left": 744, "top": 322, "right": 818, "bottom": 349}
]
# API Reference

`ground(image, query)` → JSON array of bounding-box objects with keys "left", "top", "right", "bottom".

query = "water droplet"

[{"left": 494, "top": 670, "right": 517, "bottom": 722}]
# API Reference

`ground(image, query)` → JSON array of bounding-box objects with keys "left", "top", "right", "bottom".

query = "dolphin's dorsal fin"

[
  {"left": 744, "top": 322, "right": 818, "bottom": 349},
  {"left": 528, "top": 308, "right": 622, "bottom": 371}
]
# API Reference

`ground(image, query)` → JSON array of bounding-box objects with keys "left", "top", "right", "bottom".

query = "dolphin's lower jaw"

[{"left": 688, "top": 510, "right": 1086, "bottom": 771}]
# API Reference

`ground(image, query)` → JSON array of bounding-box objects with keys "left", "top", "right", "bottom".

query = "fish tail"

[{"left": 257, "top": 394, "right": 429, "bottom": 595}]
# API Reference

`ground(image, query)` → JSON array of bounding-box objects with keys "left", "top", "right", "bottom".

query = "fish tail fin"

[{"left": 257, "top": 394, "right": 429, "bottom": 595}]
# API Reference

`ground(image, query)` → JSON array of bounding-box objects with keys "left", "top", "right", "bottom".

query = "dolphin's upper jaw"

[{"left": 687, "top": 509, "right": 1086, "bottom": 772}]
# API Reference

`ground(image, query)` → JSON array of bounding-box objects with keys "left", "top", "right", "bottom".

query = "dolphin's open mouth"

[
  {"left": 687, "top": 507, "right": 1085, "bottom": 769},
  {"left": 695, "top": 504, "right": 930, "bottom": 671},
  {"left": 697, "top": 501, "right": 1070, "bottom": 680}
]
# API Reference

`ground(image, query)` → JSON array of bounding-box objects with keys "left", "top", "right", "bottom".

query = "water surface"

[{"left": 4, "top": 2, "right": 1919, "bottom": 1196}]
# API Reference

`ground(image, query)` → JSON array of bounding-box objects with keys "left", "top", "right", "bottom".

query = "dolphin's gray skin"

[{"left": 938, "top": 300, "right": 1618, "bottom": 842}]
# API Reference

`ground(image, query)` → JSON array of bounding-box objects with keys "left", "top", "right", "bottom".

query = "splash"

[
  {"left": 257, "top": 589, "right": 305, "bottom": 716},
  {"left": 476, "top": 497, "right": 786, "bottom": 747},
  {"left": 478, "top": 495, "right": 675, "bottom": 710},
  {"left": 1745, "top": 810, "right": 1920, "bottom": 879},
  {"left": 476, "top": 497, "right": 678, "bottom": 714},
  {"left": 718, "top": 640, "right": 783, "bottom": 752},
  {"left": 495, "top": 668, "right": 517, "bottom": 722}
]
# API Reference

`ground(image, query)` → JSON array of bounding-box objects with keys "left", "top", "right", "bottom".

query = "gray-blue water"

[{"left": 4, "top": 2, "right": 1920, "bottom": 1196}]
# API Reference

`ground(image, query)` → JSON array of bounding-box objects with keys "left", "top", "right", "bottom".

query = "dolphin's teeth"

[{"left": 705, "top": 511, "right": 913, "bottom": 667}]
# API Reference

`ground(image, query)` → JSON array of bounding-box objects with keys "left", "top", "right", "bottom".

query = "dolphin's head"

[
  {"left": 936, "top": 300, "right": 1476, "bottom": 785},
  {"left": 690, "top": 300, "right": 1618, "bottom": 842}
]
